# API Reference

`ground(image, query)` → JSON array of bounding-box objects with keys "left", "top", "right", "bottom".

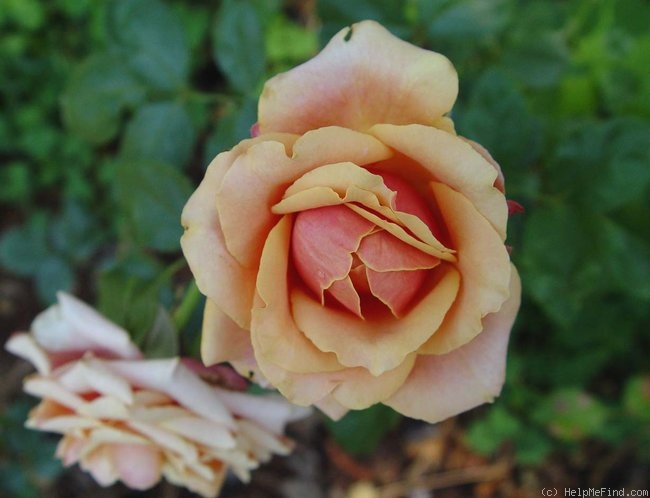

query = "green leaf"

[
  {"left": 598, "top": 219, "right": 650, "bottom": 300},
  {"left": 121, "top": 101, "right": 196, "bottom": 168},
  {"left": 465, "top": 406, "right": 522, "bottom": 455},
  {"left": 423, "top": 0, "right": 510, "bottom": 41},
  {"left": 534, "top": 389, "right": 609, "bottom": 441},
  {"left": 34, "top": 257, "right": 75, "bottom": 304},
  {"left": 325, "top": 404, "right": 401, "bottom": 455},
  {"left": 97, "top": 269, "right": 160, "bottom": 345},
  {"left": 141, "top": 305, "right": 179, "bottom": 358},
  {"left": 106, "top": 0, "right": 189, "bottom": 92},
  {"left": 212, "top": 0, "right": 266, "bottom": 94},
  {"left": 504, "top": 32, "right": 570, "bottom": 88},
  {"left": 61, "top": 53, "right": 145, "bottom": 144},
  {"left": 456, "top": 69, "right": 542, "bottom": 196},
  {"left": 547, "top": 120, "right": 650, "bottom": 212},
  {"left": 48, "top": 201, "right": 103, "bottom": 264},
  {"left": 204, "top": 98, "right": 257, "bottom": 163},
  {"left": 521, "top": 202, "right": 596, "bottom": 326},
  {"left": 317, "top": 0, "right": 409, "bottom": 41},
  {"left": 114, "top": 159, "right": 192, "bottom": 252},
  {"left": 266, "top": 15, "right": 318, "bottom": 65},
  {"left": 0, "top": 214, "right": 49, "bottom": 276},
  {"left": 623, "top": 376, "right": 650, "bottom": 423}
]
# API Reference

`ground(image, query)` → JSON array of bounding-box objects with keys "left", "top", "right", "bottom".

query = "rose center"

[{"left": 290, "top": 171, "right": 442, "bottom": 318}]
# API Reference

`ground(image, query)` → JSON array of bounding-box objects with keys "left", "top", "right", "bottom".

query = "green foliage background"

[{"left": 1, "top": 0, "right": 648, "bottom": 494}]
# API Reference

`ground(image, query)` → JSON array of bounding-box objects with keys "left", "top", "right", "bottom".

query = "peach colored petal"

[
  {"left": 347, "top": 203, "right": 455, "bottom": 260},
  {"left": 280, "top": 161, "right": 395, "bottom": 206},
  {"left": 462, "top": 137, "right": 505, "bottom": 193},
  {"left": 254, "top": 347, "right": 416, "bottom": 410},
  {"left": 215, "top": 388, "right": 311, "bottom": 434},
  {"left": 216, "top": 128, "right": 390, "bottom": 269},
  {"left": 330, "top": 353, "right": 416, "bottom": 409},
  {"left": 105, "top": 359, "right": 236, "bottom": 427},
  {"left": 56, "top": 436, "right": 85, "bottom": 466},
  {"left": 81, "top": 446, "right": 119, "bottom": 486},
  {"left": 375, "top": 171, "right": 441, "bottom": 236},
  {"left": 251, "top": 215, "right": 342, "bottom": 374},
  {"left": 419, "top": 183, "right": 511, "bottom": 354},
  {"left": 272, "top": 162, "right": 455, "bottom": 261},
  {"left": 385, "top": 267, "right": 521, "bottom": 422},
  {"left": 326, "top": 276, "right": 363, "bottom": 318},
  {"left": 5, "top": 333, "right": 51, "bottom": 374},
  {"left": 292, "top": 265, "right": 461, "bottom": 376},
  {"left": 259, "top": 21, "right": 458, "bottom": 134},
  {"left": 369, "top": 124, "right": 508, "bottom": 239},
  {"left": 56, "top": 292, "right": 142, "bottom": 359},
  {"left": 57, "top": 357, "right": 133, "bottom": 404},
  {"left": 314, "top": 395, "right": 349, "bottom": 421},
  {"left": 160, "top": 416, "right": 236, "bottom": 449},
  {"left": 24, "top": 376, "right": 86, "bottom": 412},
  {"left": 291, "top": 126, "right": 393, "bottom": 166},
  {"left": 181, "top": 149, "right": 259, "bottom": 329},
  {"left": 292, "top": 204, "right": 374, "bottom": 301},
  {"left": 366, "top": 267, "right": 429, "bottom": 317},
  {"left": 357, "top": 231, "right": 440, "bottom": 272},
  {"left": 201, "top": 298, "right": 253, "bottom": 366},
  {"left": 112, "top": 443, "right": 162, "bottom": 490}
]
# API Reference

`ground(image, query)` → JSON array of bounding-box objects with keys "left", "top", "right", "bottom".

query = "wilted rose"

[
  {"left": 6, "top": 293, "right": 307, "bottom": 497},
  {"left": 181, "top": 21, "right": 521, "bottom": 423}
]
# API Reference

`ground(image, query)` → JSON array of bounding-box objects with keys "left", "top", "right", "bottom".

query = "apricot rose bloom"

[
  {"left": 181, "top": 21, "right": 521, "bottom": 423},
  {"left": 6, "top": 293, "right": 306, "bottom": 498}
]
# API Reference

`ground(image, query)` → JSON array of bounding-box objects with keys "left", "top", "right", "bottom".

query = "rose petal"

[
  {"left": 201, "top": 299, "right": 253, "bottom": 366},
  {"left": 292, "top": 265, "right": 461, "bottom": 376},
  {"left": 419, "top": 183, "right": 511, "bottom": 354},
  {"left": 181, "top": 145, "right": 262, "bottom": 328},
  {"left": 254, "top": 348, "right": 417, "bottom": 410},
  {"left": 385, "top": 267, "right": 521, "bottom": 423},
  {"left": 112, "top": 443, "right": 162, "bottom": 490},
  {"left": 292, "top": 204, "right": 374, "bottom": 303},
  {"left": 366, "top": 267, "right": 429, "bottom": 317},
  {"left": 5, "top": 333, "right": 51, "bottom": 374},
  {"left": 370, "top": 124, "right": 508, "bottom": 240},
  {"left": 251, "top": 215, "right": 342, "bottom": 373},
  {"left": 217, "top": 128, "right": 390, "bottom": 268},
  {"left": 105, "top": 359, "right": 236, "bottom": 427},
  {"left": 326, "top": 276, "right": 363, "bottom": 318},
  {"left": 357, "top": 231, "right": 440, "bottom": 272},
  {"left": 272, "top": 162, "right": 455, "bottom": 261},
  {"left": 259, "top": 21, "right": 458, "bottom": 134}
]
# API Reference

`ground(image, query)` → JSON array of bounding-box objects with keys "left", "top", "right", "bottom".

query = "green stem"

[{"left": 173, "top": 280, "right": 202, "bottom": 331}]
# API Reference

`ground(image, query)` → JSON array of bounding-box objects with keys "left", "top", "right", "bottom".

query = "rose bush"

[
  {"left": 181, "top": 21, "right": 521, "bottom": 423},
  {"left": 6, "top": 292, "right": 306, "bottom": 497}
]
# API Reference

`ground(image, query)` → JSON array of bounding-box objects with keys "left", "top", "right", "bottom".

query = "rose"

[
  {"left": 6, "top": 292, "right": 307, "bottom": 497},
  {"left": 181, "top": 21, "right": 521, "bottom": 423}
]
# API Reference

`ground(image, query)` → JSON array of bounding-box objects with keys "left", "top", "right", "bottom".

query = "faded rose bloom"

[
  {"left": 6, "top": 293, "right": 307, "bottom": 498},
  {"left": 181, "top": 21, "right": 521, "bottom": 423}
]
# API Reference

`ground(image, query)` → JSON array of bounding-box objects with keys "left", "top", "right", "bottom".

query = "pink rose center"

[{"left": 291, "top": 171, "right": 443, "bottom": 318}]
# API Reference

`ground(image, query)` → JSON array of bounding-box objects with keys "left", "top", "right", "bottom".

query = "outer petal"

[
  {"left": 254, "top": 349, "right": 416, "bottom": 410},
  {"left": 259, "top": 21, "right": 458, "bottom": 133},
  {"left": 370, "top": 124, "right": 508, "bottom": 240},
  {"left": 111, "top": 443, "right": 162, "bottom": 490},
  {"left": 181, "top": 147, "right": 260, "bottom": 328},
  {"left": 201, "top": 299, "right": 253, "bottom": 366},
  {"left": 291, "top": 266, "right": 461, "bottom": 376},
  {"left": 251, "top": 215, "right": 342, "bottom": 374},
  {"left": 5, "top": 333, "right": 51, "bottom": 374},
  {"left": 385, "top": 267, "right": 521, "bottom": 423},
  {"left": 419, "top": 183, "right": 511, "bottom": 354}
]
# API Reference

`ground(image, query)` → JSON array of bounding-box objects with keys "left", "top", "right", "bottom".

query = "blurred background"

[{"left": 1, "top": 0, "right": 648, "bottom": 497}]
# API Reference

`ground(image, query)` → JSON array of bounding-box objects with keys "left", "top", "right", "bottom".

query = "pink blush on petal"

[{"left": 111, "top": 443, "right": 162, "bottom": 490}]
